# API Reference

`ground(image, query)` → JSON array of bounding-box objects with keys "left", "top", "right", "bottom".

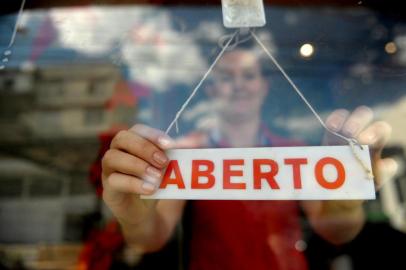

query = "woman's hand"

[
  {"left": 301, "top": 106, "right": 398, "bottom": 244},
  {"left": 102, "top": 124, "right": 173, "bottom": 227}
]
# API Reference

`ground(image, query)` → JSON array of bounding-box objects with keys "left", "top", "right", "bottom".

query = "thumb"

[{"left": 374, "top": 158, "right": 399, "bottom": 190}]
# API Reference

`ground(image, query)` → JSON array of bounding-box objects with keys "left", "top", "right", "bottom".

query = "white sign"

[
  {"left": 222, "top": 0, "right": 266, "bottom": 28},
  {"left": 142, "top": 146, "right": 375, "bottom": 200}
]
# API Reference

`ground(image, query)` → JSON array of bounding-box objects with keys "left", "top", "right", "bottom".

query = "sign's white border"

[{"left": 142, "top": 145, "right": 375, "bottom": 200}]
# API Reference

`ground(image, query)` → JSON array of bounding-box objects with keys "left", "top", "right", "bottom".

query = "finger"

[
  {"left": 105, "top": 172, "right": 158, "bottom": 196},
  {"left": 130, "top": 124, "right": 174, "bottom": 150},
  {"left": 325, "top": 109, "right": 350, "bottom": 132},
  {"left": 358, "top": 121, "right": 392, "bottom": 154},
  {"left": 341, "top": 106, "right": 374, "bottom": 138},
  {"left": 111, "top": 130, "right": 169, "bottom": 169},
  {"left": 323, "top": 109, "right": 350, "bottom": 145},
  {"left": 300, "top": 200, "right": 322, "bottom": 218},
  {"left": 174, "top": 133, "right": 207, "bottom": 149},
  {"left": 374, "top": 158, "right": 398, "bottom": 190},
  {"left": 102, "top": 149, "right": 163, "bottom": 186}
]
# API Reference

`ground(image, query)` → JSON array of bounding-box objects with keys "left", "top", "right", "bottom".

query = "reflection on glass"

[{"left": 0, "top": 3, "right": 405, "bottom": 270}]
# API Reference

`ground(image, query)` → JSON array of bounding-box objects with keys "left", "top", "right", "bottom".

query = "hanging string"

[
  {"left": 165, "top": 29, "right": 239, "bottom": 135},
  {"left": 218, "top": 27, "right": 253, "bottom": 50},
  {"left": 250, "top": 29, "right": 373, "bottom": 179},
  {"left": 163, "top": 27, "right": 372, "bottom": 179},
  {"left": 250, "top": 30, "right": 362, "bottom": 148}
]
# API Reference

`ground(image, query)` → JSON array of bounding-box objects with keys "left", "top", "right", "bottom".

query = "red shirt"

[{"left": 185, "top": 127, "right": 308, "bottom": 270}]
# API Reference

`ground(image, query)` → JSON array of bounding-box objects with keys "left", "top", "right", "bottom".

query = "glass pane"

[{"left": 0, "top": 1, "right": 405, "bottom": 269}]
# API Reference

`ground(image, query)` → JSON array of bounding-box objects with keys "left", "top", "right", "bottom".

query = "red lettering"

[
  {"left": 315, "top": 157, "right": 345, "bottom": 189},
  {"left": 160, "top": 160, "right": 185, "bottom": 189},
  {"left": 284, "top": 158, "right": 308, "bottom": 189},
  {"left": 253, "top": 159, "right": 279, "bottom": 189},
  {"left": 223, "top": 159, "right": 246, "bottom": 189},
  {"left": 191, "top": 160, "right": 215, "bottom": 189}
]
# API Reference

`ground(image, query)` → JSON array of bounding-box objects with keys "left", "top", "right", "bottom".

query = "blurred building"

[
  {"left": 0, "top": 69, "right": 34, "bottom": 142},
  {"left": 0, "top": 63, "right": 137, "bottom": 244},
  {"left": 27, "top": 64, "right": 119, "bottom": 138}
]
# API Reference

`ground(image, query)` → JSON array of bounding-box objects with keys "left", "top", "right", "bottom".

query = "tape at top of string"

[{"left": 221, "top": 0, "right": 266, "bottom": 28}]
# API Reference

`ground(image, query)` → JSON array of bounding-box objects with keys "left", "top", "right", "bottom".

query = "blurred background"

[{"left": 0, "top": 0, "right": 405, "bottom": 269}]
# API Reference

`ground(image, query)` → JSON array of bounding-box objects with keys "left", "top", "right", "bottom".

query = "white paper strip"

[
  {"left": 142, "top": 145, "right": 375, "bottom": 200},
  {"left": 221, "top": 0, "right": 266, "bottom": 28}
]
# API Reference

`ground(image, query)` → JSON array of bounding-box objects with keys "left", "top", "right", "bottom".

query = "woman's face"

[{"left": 208, "top": 49, "right": 268, "bottom": 122}]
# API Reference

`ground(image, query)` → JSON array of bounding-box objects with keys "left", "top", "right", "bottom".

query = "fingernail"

[
  {"left": 344, "top": 124, "right": 358, "bottom": 136},
  {"left": 146, "top": 166, "right": 162, "bottom": 179},
  {"left": 144, "top": 176, "right": 160, "bottom": 185},
  {"left": 366, "top": 133, "right": 377, "bottom": 144},
  {"left": 153, "top": 151, "right": 168, "bottom": 165},
  {"left": 329, "top": 121, "right": 340, "bottom": 131},
  {"left": 158, "top": 136, "right": 173, "bottom": 148},
  {"left": 388, "top": 160, "right": 399, "bottom": 174},
  {"left": 142, "top": 182, "right": 156, "bottom": 192}
]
